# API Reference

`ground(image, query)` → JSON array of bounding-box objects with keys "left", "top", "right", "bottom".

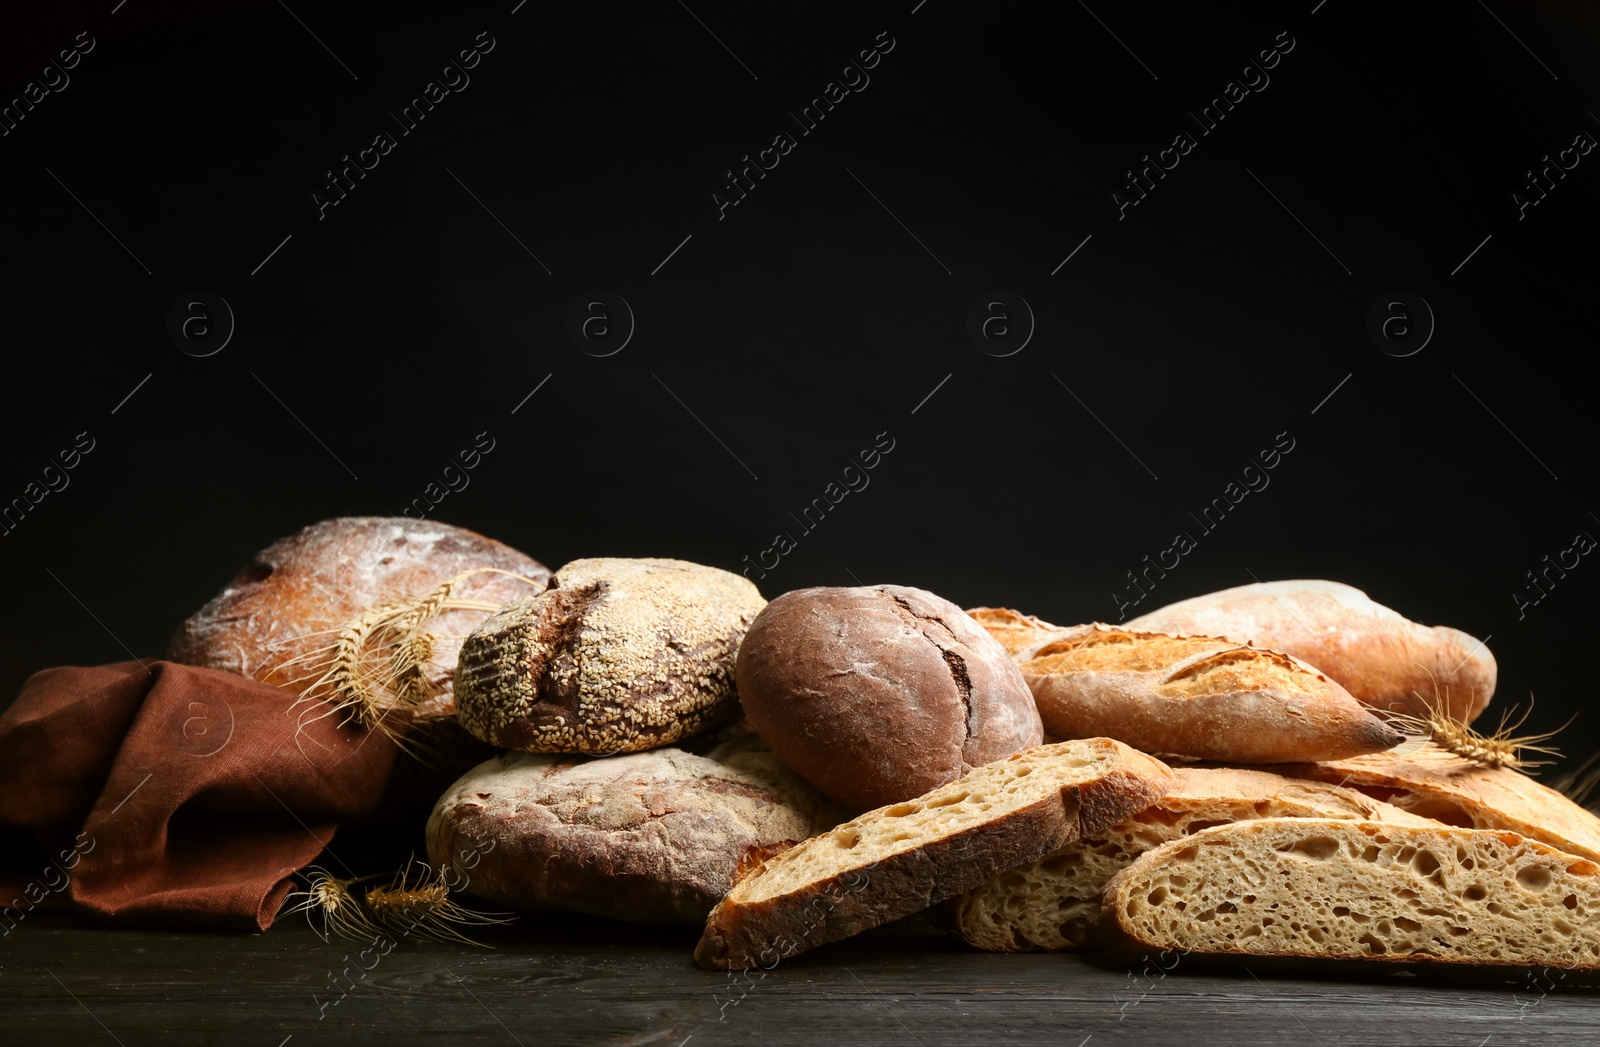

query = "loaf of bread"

[
  {"left": 1101, "top": 818, "right": 1600, "bottom": 970},
  {"left": 167, "top": 517, "right": 549, "bottom": 720},
  {"left": 425, "top": 739, "right": 843, "bottom": 924},
  {"left": 1015, "top": 624, "right": 1402, "bottom": 763},
  {"left": 694, "top": 738, "right": 1173, "bottom": 970},
  {"left": 1126, "top": 580, "right": 1496, "bottom": 722},
  {"left": 952, "top": 766, "right": 1436, "bottom": 952},
  {"left": 734, "top": 585, "right": 1044, "bottom": 810},
  {"left": 964, "top": 606, "right": 1075, "bottom": 659},
  {"left": 1276, "top": 741, "right": 1600, "bottom": 862},
  {"left": 454, "top": 558, "right": 765, "bottom": 753}
]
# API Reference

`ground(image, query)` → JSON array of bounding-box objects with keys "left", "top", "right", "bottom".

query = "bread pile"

[{"left": 172, "top": 523, "right": 1600, "bottom": 976}]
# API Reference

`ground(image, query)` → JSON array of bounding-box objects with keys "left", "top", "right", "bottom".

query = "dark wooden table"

[{"left": 2, "top": 911, "right": 1590, "bottom": 1047}]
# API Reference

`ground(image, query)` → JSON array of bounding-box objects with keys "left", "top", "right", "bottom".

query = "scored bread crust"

[
  {"left": 1274, "top": 741, "right": 1600, "bottom": 863},
  {"left": 1101, "top": 818, "right": 1600, "bottom": 970},
  {"left": 953, "top": 766, "right": 1437, "bottom": 952},
  {"left": 1016, "top": 625, "right": 1403, "bottom": 763},
  {"left": 1125, "top": 579, "right": 1496, "bottom": 723},
  {"left": 693, "top": 738, "right": 1173, "bottom": 970},
  {"left": 965, "top": 607, "right": 1076, "bottom": 659}
]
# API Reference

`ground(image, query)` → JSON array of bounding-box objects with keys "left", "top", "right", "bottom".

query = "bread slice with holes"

[
  {"left": 1016, "top": 624, "right": 1403, "bottom": 763},
  {"left": 693, "top": 738, "right": 1173, "bottom": 970},
  {"left": 952, "top": 766, "right": 1438, "bottom": 952},
  {"left": 1101, "top": 818, "right": 1600, "bottom": 970},
  {"left": 1274, "top": 741, "right": 1600, "bottom": 863}
]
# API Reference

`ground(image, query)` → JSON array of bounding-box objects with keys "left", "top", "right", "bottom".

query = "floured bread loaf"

[
  {"left": 1126, "top": 580, "right": 1496, "bottom": 722},
  {"left": 455, "top": 558, "right": 765, "bottom": 753},
  {"left": 1016, "top": 624, "right": 1402, "bottom": 763},
  {"left": 167, "top": 517, "right": 549, "bottom": 720},
  {"left": 1277, "top": 741, "right": 1600, "bottom": 862},
  {"left": 694, "top": 738, "right": 1173, "bottom": 970},
  {"left": 426, "top": 740, "right": 843, "bottom": 924},
  {"left": 953, "top": 766, "right": 1436, "bottom": 952},
  {"left": 1102, "top": 818, "right": 1600, "bottom": 970}
]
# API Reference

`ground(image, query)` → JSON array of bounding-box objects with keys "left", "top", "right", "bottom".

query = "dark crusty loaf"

[
  {"left": 1016, "top": 624, "right": 1402, "bottom": 763},
  {"left": 454, "top": 557, "right": 766, "bottom": 753},
  {"left": 167, "top": 517, "right": 549, "bottom": 720},
  {"left": 1101, "top": 818, "right": 1600, "bottom": 970},
  {"left": 426, "top": 739, "right": 843, "bottom": 924},
  {"left": 953, "top": 766, "right": 1436, "bottom": 952},
  {"left": 694, "top": 738, "right": 1173, "bottom": 970},
  {"left": 1126, "top": 580, "right": 1496, "bottom": 723},
  {"left": 735, "top": 585, "right": 1044, "bottom": 810}
]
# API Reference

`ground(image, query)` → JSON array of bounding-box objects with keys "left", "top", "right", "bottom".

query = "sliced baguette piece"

[
  {"left": 1101, "top": 818, "right": 1600, "bottom": 970},
  {"left": 1018, "top": 624, "right": 1403, "bottom": 763},
  {"left": 1126, "top": 579, "right": 1496, "bottom": 723},
  {"left": 693, "top": 738, "right": 1173, "bottom": 970},
  {"left": 953, "top": 766, "right": 1437, "bottom": 952},
  {"left": 1276, "top": 741, "right": 1600, "bottom": 862}
]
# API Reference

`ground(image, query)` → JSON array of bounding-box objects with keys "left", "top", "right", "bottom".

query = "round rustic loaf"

[
  {"left": 453, "top": 557, "right": 766, "bottom": 753},
  {"left": 425, "top": 742, "right": 843, "bottom": 923},
  {"left": 734, "top": 584, "right": 1045, "bottom": 810},
  {"left": 167, "top": 517, "right": 550, "bottom": 720}
]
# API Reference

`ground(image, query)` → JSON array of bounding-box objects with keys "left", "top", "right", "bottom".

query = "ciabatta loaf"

[
  {"left": 1126, "top": 580, "right": 1496, "bottom": 722},
  {"left": 1278, "top": 741, "right": 1600, "bottom": 862},
  {"left": 1017, "top": 625, "right": 1402, "bottom": 763},
  {"left": 953, "top": 766, "right": 1435, "bottom": 951},
  {"left": 694, "top": 738, "right": 1173, "bottom": 970},
  {"left": 1102, "top": 818, "right": 1600, "bottom": 970}
]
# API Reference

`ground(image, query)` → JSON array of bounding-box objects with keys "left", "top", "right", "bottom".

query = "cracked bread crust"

[
  {"left": 426, "top": 744, "right": 844, "bottom": 924},
  {"left": 734, "top": 585, "right": 1043, "bottom": 811},
  {"left": 454, "top": 558, "right": 766, "bottom": 754},
  {"left": 694, "top": 738, "right": 1173, "bottom": 970},
  {"left": 1101, "top": 818, "right": 1600, "bottom": 970},
  {"left": 1017, "top": 624, "right": 1403, "bottom": 763}
]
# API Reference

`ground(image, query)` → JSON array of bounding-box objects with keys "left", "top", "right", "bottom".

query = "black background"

[{"left": 2, "top": 1, "right": 1597, "bottom": 771}]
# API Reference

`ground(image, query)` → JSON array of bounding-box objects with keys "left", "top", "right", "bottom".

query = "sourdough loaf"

[
  {"left": 735, "top": 585, "right": 1044, "bottom": 810},
  {"left": 1126, "top": 580, "right": 1496, "bottom": 722},
  {"left": 694, "top": 738, "right": 1173, "bottom": 970},
  {"left": 1016, "top": 625, "right": 1402, "bottom": 763},
  {"left": 426, "top": 740, "right": 842, "bottom": 924},
  {"left": 1276, "top": 741, "right": 1600, "bottom": 862},
  {"left": 953, "top": 766, "right": 1435, "bottom": 952},
  {"left": 1101, "top": 818, "right": 1600, "bottom": 970},
  {"left": 454, "top": 558, "right": 765, "bottom": 754},
  {"left": 167, "top": 517, "right": 549, "bottom": 720}
]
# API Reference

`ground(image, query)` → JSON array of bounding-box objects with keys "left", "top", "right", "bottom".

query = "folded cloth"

[{"left": 0, "top": 660, "right": 402, "bottom": 932}]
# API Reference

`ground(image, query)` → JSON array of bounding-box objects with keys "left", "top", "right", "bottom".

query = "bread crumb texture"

[
  {"left": 455, "top": 557, "right": 765, "bottom": 753},
  {"left": 1108, "top": 818, "right": 1600, "bottom": 968}
]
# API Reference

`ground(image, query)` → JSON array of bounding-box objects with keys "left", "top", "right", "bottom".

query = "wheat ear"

[
  {"left": 363, "top": 859, "right": 514, "bottom": 947},
  {"left": 1384, "top": 684, "right": 1570, "bottom": 772}
]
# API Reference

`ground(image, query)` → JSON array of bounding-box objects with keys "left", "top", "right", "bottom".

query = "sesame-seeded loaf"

[
  {"left": 426, "top": 738, "right": 844, "bottom": 923},
  {"left": 1014, "top": 624, "right": 1403, "bottom": 763},
  {"left": 454, "top": 557, "right": 766, "bottom": 754},
  {"left": 1100, "top": 818, "right": 1600, "bottom": 970},
  {"left": 694, "top": 738, "right": 1173, "bottom": 970},
  {"left": 952, "top": 766, "right": 1437, "bottom": 952}
]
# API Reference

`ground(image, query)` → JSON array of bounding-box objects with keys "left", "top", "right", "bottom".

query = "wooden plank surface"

[{"left": 1, "top": 913, "right": 1590, "bottom": 1046}]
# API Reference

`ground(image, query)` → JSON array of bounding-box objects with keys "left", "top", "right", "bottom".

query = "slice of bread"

[
  {"left": 693, "top": 738, "right": 1173, "bottom": 970},
  {"left": 1101, "top": 818, "right": 1600, "bottom": 970},
  {"left": 953, "top": 766, "right": 1437, "bottom": 952},
  {"left": 1277, "top": 742, "right": 1600, "bottom": 862},
  {"left": 1017, "top": 624, "right": 1403, "bottom": 763}
]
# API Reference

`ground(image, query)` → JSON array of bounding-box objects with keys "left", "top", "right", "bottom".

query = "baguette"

[
  {"left": 693, "top": 738, "right": 1173, "bottom": 970},
  {"left": 1126, "top": 580, "right": 1496, "bottom": 722},
  {"left": 1017, "top": 624, "right": 1402, "bottom": 763},
  {"left": 1101, "top": 818, "right": 1600, "bottom": 970},
  {"left": 1277, "top": 741, "right": 1600, "bottom": 862},
  {"left": 953, "top": 766, "right": 1436, "bottom": 951},
  {"left": 964, "top": 606, "right": 1076, "bottom": 659}
]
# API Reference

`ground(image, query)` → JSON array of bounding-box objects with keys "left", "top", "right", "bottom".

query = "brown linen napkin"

[{"left": 0, "top": 660, "right": 402, "bottom": 932}]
